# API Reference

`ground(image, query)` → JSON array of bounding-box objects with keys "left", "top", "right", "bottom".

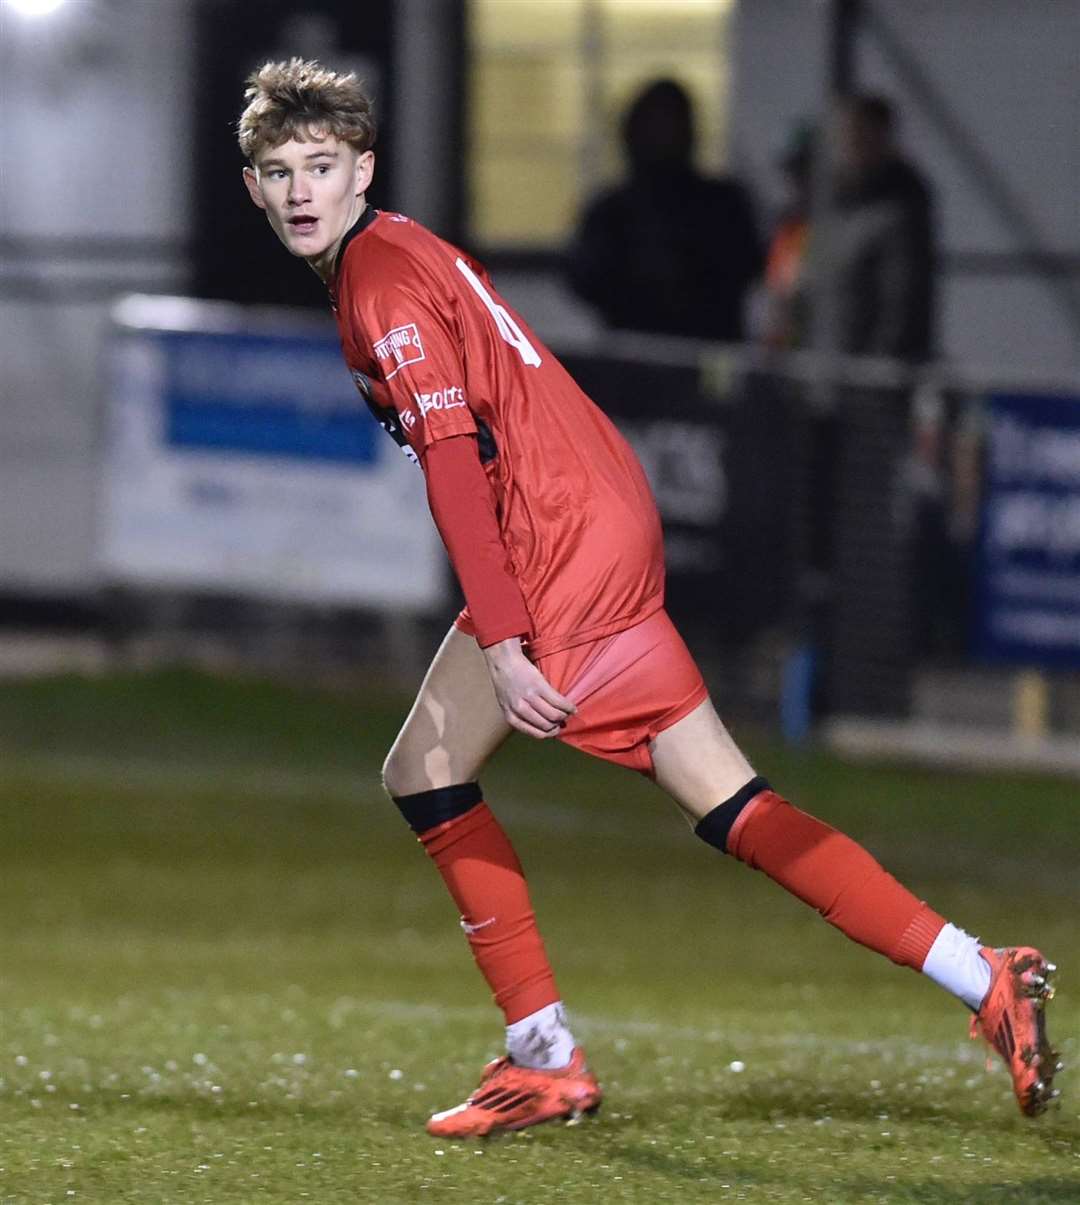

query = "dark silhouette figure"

[
  {"left": 827, "top": 94, "right": 936, "bottom": 361},
  {"left": 568, "top": 80, "right": 762, "bottom": 342}
]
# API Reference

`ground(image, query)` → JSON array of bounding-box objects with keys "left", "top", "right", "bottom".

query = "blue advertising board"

[
  {"left": 975, "top": 392, "right": 1080, "bottom": 666},
  {"left": 161, "top": 329, "right": 378, "bottom": 465}
]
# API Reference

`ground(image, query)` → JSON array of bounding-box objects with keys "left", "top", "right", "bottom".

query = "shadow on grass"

[
  {"left": 636, "top": 1078, "right": 975, "bottom": 1127},
  {"left": 589, "top": 1133, "right": 1080, "bottom": 1202},
  {"left": 837, "top": 1177, "right": 1080, "bottom": 1204},
  {"left": 603, "top": 1071, "right": 1080, "bottom": 1138}
]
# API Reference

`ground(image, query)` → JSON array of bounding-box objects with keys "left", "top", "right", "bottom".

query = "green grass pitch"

[{"left": 0, "top": 668, "right": 1076, "bottom": 1203}]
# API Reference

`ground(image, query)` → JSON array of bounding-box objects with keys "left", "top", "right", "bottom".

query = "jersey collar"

[{"left": 333, "top": 205, "right": 380, "bottom": 277}]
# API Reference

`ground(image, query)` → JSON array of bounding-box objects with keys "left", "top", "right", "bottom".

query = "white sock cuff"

[
  {"left": 921, "top": 923, "right": 992, "bottom": 1012},
  {"left": 506, "top": 1001, "right": 576, "bottom": 1070}
]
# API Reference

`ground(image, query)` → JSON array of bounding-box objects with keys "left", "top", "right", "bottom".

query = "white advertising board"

[{"left": 101, "top": 297, "right": 443, "bottom": 609}]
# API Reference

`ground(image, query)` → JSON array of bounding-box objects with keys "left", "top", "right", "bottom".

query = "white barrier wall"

[{"left": 0, "top": 0, "right": 194, "bottom": 592}]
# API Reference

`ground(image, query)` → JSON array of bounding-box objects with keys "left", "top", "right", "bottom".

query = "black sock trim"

[
  {"left": 694, "top": 775, "right": 771, "bottom": 853},
  {"left": 392, "top": 782, "right": 483, "bottom": 833}
]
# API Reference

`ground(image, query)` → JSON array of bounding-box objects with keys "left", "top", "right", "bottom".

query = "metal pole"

[
  {"left": 580, "top": 0, "right": 605, "bottom": 201},
  {"left": 809, "top": 0, "right": 861, "bottom": 361},
  {"left": 793, "top": 0, "right": 864, "bottom": 731},
  {"left": 829, "top": 0, "right": 860, "bottom": 97},
  {"left": 391, "top": 0, "right": 458, "bottom": 236}
]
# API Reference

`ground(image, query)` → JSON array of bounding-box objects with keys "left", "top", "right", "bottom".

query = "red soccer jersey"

[{"left": 330, "top": 208, "right": 664, "bottom": 659}]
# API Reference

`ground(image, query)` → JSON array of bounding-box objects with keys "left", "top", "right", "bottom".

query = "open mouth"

[{"left": 288, "top": 215, "right": 319, "bottom": 234}]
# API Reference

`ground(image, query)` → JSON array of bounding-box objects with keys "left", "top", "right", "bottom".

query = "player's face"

[{"left": 243, "top": 133, "right": 374, "bottom": 280}]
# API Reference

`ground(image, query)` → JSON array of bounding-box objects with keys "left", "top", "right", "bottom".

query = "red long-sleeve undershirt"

[{"left": 422, "top": 434, "right": 533, "bottom": 648}]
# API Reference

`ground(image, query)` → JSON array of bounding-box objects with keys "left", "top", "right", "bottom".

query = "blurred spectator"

[
  {"left": 567, "top": 79, "right": 762, "bottom": 341},
  {"left": 825, "top": 96, "right": 947, "bottom": 659},
  {"left": 760, "top": 123, "right": 816, "bottom": 349},
  {"left": 826, "top": 93, "right": 936, "bottom": 361}
]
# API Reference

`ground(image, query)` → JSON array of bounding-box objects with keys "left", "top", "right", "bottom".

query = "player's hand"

[{"left": 482, "top": 637, "right": 577, "bottom": 740}]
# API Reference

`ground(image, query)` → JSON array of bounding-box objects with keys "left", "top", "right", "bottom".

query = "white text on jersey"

[
  {"left": 373, "top": 323, "right": 426, "bottom": 379},
  {"left": 413, "top": 385, "right": 467, "bottom": 417}
]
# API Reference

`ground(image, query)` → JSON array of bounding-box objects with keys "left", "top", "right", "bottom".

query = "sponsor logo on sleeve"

[
  {"left": 373, "top": 323, "right": 425, "bottom": 379},
  {"left": 413, "top": 386, "right": 467, "bottom": 418},
  {"left": 399, "top": 407, "right": 417, "bottom": 430}
]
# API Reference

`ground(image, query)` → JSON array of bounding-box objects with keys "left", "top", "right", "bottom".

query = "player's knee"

[
  {"left": 380, "top": 748, "right": 407, "bottom": 800},
  {"left": 694, "top": 775, "right": 773, "bottom": 855},
  {"left": 390, "top": 781, "right": 484, "bottom": 835},
  {"left": 381, "top": 746, "right": 434, "bottom": 802}
]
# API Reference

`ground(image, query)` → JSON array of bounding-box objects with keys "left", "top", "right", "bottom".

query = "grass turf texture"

[{"left": 0, "top": 668, "right": 1077, "bottom": 1204}]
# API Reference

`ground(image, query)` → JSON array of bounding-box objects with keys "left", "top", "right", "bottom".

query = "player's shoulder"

[{"left": 341, "top": 210, "right": 459, "bottom": 283}]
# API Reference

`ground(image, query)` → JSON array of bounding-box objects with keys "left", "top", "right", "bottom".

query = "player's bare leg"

[
  {"left": 650, "top": 697, "right": 1060, "bottom": 1115},
  {"left": 648, "top": 697, "right": 755, "bottom": 824},
  {"left": 382, "top": 623, "right": 512, "bottom": 797},
  {"left": 382, "top": 625, "right": 599, "bottom": 1135}
]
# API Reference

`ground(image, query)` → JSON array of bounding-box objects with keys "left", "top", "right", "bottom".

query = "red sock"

[
  {"left": 418, "top": 802, "right": 561, "bottom": 1024},
  {"left": 728, "top": 791, "right": 945, "bottom": 969}
]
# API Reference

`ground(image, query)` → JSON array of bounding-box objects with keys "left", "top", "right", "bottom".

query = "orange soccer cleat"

[
  {"left": 969, "top": 946, "right": 1061, "bottom": 1117},
  {"left": 426, "top": 1047, "right": 602, "bottom": 1138}
]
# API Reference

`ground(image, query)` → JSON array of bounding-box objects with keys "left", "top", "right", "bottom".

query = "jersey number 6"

[{"left": 455, "top": 257, "right": 542, "bottom": 368}]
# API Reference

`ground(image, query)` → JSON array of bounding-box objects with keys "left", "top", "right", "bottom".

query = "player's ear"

[
  {"left": 354, "top": 150, "right": 375, "bottom": 198},
  {"left": 243, "top": 166, "right": 267, "bottom": 211}
]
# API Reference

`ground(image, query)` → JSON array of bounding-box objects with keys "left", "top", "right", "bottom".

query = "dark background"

[{"left": 191, "top": 0, "right": 400, "bottom": 308}]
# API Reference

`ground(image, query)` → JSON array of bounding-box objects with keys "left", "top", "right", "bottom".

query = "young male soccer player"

[{"left": 238, "top": 60, "right": 1060, "bottom": 1136}]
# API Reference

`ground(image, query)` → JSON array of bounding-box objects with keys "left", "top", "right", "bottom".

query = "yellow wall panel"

[{"left": 469, "top": 0, "right": 731, "bottom": 246}]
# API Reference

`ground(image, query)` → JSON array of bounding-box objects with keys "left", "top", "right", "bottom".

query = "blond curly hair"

[{"left": 238, "top": 58, "right": 376, "bottom": 162}]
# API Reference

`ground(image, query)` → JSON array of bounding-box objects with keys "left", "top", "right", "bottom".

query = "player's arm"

[
  {"left": 422, "top": 434, "right": 576, "bottom": 740},
  {"left": 346, "top": 252, "right": 575, "bottom": 737}
]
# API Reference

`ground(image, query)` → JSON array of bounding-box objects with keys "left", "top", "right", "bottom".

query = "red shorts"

[{"left": 535, "top": 609, "right": 708, "bottom": 775}]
